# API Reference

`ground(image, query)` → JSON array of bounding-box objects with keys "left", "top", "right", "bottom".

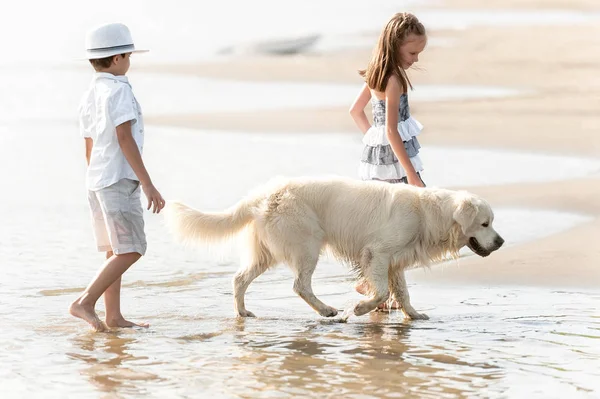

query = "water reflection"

[
  {"left": 68, "top": 332, "right": 162, "bottom": 396},
  {"left": 213, "top": 314, "right": 504, "bottom": 398}
]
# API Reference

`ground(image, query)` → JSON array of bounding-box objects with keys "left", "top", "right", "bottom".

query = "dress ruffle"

[
  {"left": 359, "top": 155, "right": 424, "bottom": 181},
  {"left": 361, "top": 116, "right": 423, "bottom": 146},
  {"left": 360, "top": 98, "right": 424, "bottom": 181}
]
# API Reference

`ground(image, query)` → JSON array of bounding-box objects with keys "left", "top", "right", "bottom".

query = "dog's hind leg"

[
  {"left": 389, "top": 269, "right": 428, "bottom": 320},
  {"left": 353, "top": 252, "right": 390, "bottom": 316},
  {"left": 232, "top": 228, "right": 275, "bottom": 317},
  {"left": 290, "top": 253, "right": 338, "bottom": 318}
]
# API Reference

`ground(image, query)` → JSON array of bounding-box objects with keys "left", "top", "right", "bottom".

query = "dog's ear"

[{"left": 453, "top": 194, "right": 478, "bottom": 234}]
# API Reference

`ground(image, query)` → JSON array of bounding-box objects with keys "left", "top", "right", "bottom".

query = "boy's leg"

[
  {"left": 70, "top": 251, "right": 141, "bottom": 330},
  {"left": 101, "top": 251, "right": 120, "bottom": 324},
  {"left": 71, "top": 180, "right": 147, "bottom": 331},
  {"left": 70, "top": 191, "right": 112, "bottom": 331},
  {"left": 104, "top": 273, "right": 149, "bottom": 328},
  {"left": 100, "top": 250, "right": 147, "bottom": 327},
  {"left": 99, "top": 179, "right": 147, "bottom": 327}
]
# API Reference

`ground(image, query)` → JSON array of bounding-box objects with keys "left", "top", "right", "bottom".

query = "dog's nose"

[{"left": 494, "top": 236, "right": 505, "bottom": 248}]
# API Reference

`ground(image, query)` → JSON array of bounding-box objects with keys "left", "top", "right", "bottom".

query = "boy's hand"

[{"left": 142, "top": 183, "right": 166, "bottom": 214}]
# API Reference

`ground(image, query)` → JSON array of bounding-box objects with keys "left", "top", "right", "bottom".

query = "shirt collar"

[{"left": 93, "top": 72, "right": 130, "bottom": 84}]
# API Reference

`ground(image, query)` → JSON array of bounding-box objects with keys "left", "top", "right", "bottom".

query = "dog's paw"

[
  {"left": 318, "top": 306, "right": 338, "bottom": 318},
  {"left": 236, "top": 309, "right": 256, "bottom": 318},
  {"left": 353, "top": 301, "right": 378, "bottom": 316},
  {"left": 403, "top": 309, "right": 429, "bottom": 320}
]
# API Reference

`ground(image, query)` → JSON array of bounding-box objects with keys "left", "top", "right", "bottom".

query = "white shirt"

[{"left": 79, "top": 72, "right": 144, "bottom": 191}]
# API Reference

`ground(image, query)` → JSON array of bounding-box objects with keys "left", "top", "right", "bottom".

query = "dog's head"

[{"left": 452, "top": 192, "right": 504, "bottom": 257}]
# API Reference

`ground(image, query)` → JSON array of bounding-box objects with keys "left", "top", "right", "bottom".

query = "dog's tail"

[{"left": 164, "top": 197, "right": 259, "bottom": 245}]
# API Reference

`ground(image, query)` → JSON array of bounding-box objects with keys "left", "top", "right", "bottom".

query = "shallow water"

[
  {"left": 3, "top": 261, "right": 600, "bottom": 398},
  {"left": 1, "top": 123, "right": 599, "bottom": 398}
]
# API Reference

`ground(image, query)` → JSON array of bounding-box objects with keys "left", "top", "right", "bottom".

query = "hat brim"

[{"left": 84, "top": 45, "right": 149, "bottom": 60}]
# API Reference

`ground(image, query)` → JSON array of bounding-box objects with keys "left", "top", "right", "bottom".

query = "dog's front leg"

[{"left": 390, "top": 270, "right": 429, "bottom": 320}]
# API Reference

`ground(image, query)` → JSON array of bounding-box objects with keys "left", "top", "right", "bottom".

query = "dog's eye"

[{"left": 482, "top": 222, "right": 489, "bottom": 227}]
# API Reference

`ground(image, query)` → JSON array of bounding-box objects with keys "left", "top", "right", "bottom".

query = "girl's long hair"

[{"left": 359, "top": 12, "right": 426, "bottom": 92}]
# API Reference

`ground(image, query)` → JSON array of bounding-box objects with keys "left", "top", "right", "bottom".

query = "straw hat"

[{"left": 85, "top": 23, "right": 148, "bottom": 59}]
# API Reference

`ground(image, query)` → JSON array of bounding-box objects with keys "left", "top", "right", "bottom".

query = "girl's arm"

[
  {"left": 385, "top": 76, "right": 423, "bottom": 187},
  {"left": 349, "top": 83, "right": 372, "bottom": 134}
]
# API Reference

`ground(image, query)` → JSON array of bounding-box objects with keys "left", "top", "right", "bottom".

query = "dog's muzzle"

[{"left": 468, "top": 235, "right": 504, "bottom": 257}]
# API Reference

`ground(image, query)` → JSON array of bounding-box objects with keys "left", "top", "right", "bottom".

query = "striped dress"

[{"left": 359, "top": 93, "right": 424, "bottom": 182}]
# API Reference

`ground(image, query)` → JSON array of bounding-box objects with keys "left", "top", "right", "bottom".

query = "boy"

[{"left": 69, "top": 23, "right": 164, "bottom": 331}]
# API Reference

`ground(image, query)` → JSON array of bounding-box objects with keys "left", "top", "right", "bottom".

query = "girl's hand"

[{"left": 407, "top": 173, "right": 425, "bottom": 188}]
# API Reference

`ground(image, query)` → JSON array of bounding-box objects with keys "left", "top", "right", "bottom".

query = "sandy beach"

[{"left": 143, "top": 0, "right": 600, "bottom": 288}]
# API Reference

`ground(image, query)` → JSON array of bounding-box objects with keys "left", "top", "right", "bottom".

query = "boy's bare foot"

[
  {"left": 106, "top": 316, "right": 149, "bottom": 328},
  {"left": 69, "top": 301, "right": 107, "bottom": 332}
]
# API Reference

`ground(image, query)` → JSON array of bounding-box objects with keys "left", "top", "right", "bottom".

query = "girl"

[
  {"left": 349, "top": 12, "right": 427, "bottom": 309},
  {"left": 350, "top": 12, "right": 427, "bottom": 187}
]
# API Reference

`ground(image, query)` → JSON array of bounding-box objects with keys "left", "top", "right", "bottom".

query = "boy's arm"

[
  {"left": 116, "top": 121, "right": 165, "bottom": 213},
  {"left": 85, "top": 138, "right": 93, "bottom": 166}
]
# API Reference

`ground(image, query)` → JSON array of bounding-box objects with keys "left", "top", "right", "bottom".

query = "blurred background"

[{"left": 1, "top": 1, "right": 599, "bottom": 398}]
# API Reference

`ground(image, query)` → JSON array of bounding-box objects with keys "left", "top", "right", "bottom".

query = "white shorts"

[{"left": 87, "top": 178, "right": 147, "bottom": 255}]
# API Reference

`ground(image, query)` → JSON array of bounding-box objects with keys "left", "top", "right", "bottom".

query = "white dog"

[{"left": 165, "top": 177, "right": 504, "bottom": 320}]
